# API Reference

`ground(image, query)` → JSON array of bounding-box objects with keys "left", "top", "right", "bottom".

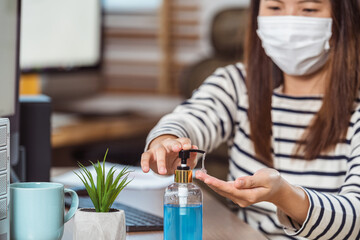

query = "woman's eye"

[
  {"left": 268, "top": 6, "right": 281, "bottom": 11},
  {"left": 303, "top": 8, "right": 318, "bottom": 13}
]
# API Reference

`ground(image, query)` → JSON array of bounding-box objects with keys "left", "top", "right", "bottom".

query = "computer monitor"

[
  {"left": 20, "top": 0, "right": 102, "bottom": 72},
  {"left": 0, "top": 0, "right": 19, "bottom": 117},
  {"left": 0, "top": 0, "right": 20, "bottom": 238},
  {"left": 1, "top": 0, "right": 20, "bottom": 168},
  {"left": 1, "top": 0, "right": 21, "bottom": 169}
]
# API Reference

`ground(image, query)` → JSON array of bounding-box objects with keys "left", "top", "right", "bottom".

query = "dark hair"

[{"left": 244, "top": 0, "right": 360, "bottom": 166}]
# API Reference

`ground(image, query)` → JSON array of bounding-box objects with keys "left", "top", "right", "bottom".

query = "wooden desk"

[
  {"left": 51, "top": 93, "right": 184, "bottom": 151},
  {"left": 52, "top": 114, "right": 160, "bottom": 148},
  {"left": 62, "top": 190, "right": 266, "bottom": 240}
]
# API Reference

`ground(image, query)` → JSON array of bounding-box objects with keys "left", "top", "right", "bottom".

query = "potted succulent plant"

[{"left": 73, "top": 149, "right": 132, "bottom": 240}]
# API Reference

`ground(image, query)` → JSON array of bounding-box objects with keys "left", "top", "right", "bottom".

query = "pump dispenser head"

[{"left": 175, "top": 149, "right": 205, "bottom": 183}]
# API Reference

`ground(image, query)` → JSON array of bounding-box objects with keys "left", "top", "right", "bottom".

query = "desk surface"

[
  {"left": 52, "top": 113, "right": 160, "bottom": 148},
  {"left": 62, "top": 190, "right": 266, "bottom": 240}
]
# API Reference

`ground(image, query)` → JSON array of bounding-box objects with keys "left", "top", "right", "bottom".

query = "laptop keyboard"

[{"left": 65, "top": 196, "right": 163, "bottom": 232}]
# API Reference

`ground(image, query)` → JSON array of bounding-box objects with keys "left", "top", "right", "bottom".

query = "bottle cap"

[
  {"left": 174, "top": 149, "right": 205, "bottom": 183},
  {"left": 175, "top": 169, "right": 193, "bottom": 183}
]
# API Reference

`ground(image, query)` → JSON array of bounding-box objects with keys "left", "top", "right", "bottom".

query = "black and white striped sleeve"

[
  {"left": 145, "top": 65, "right": 244, "bottom": 152},
  {"left": 277, "top": 120, "right": 360, "bottom": 239}
]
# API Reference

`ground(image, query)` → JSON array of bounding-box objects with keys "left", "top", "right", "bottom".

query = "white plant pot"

[{"left": 73, "top": 208, "right": 126, "bottom": 240}]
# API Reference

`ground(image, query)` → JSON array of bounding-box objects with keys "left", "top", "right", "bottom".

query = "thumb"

[{"left": 234, "top": 176, "right": 258, "bottom": 189}]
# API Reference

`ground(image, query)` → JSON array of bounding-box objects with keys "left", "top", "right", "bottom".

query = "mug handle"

[{"left": 64, "top": 188, "right": 79, "bottom": 223}]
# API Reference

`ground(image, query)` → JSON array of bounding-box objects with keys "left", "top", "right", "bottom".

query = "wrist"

[
  {"left": 269, "top": 176, "right": 291, "bottom": 207},
  {"left": 271, "top": 179, "right": 309, "bottom": 224}
]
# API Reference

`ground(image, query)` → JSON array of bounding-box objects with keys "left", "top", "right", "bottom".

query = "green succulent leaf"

[{"left": 74, "top": 148, "right": 133, "bottom": 212}]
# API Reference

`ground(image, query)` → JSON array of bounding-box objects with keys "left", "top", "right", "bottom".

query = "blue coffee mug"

[{"left": 10, "top": 182, "right": 78, "bottom": 240}]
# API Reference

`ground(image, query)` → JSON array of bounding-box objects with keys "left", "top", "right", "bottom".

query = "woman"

[{"left": 141, "top": 0, "right": 360, "bottom": 239}]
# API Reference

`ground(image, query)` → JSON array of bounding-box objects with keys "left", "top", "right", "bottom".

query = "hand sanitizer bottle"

[{"left": 163, "top": 149, "right": 205, "bottom": 240}]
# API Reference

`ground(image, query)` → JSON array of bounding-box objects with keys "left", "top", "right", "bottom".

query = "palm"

[{"left": 196, "top": 168, "right": 282, "bottom": 207}]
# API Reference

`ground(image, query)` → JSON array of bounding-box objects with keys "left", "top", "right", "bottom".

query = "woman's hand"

[
  {"left": 196, "top": 168, "right": 284, "bottom": 207},
  {"left": 141, "top": 135, "right": 198, "bottom": 175},
  {"left": 196, "top": 168, "right": 309, "bottom": 224}
]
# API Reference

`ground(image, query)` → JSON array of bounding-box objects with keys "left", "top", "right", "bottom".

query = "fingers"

[
  {"left": 195, "top": 170, "right": 207, "bottom": 181},
  {"left": 141, "top": 152, "right": 152, "bottom": 173},
  {"left": 158, "top": 138, "right": 194, "bottom": 174},
  {"left": 161, "top": 138, "right": 182, "bottom": 152},
  {"left": 196, "top": 171, "right": 233, "bottom": 193},
  {"left": 155, "top": 147, "right": 168, "bottom": 174},
  {"left": 196, "top": 171, "right": 236, "bottom": 199},
  {"left": 176, "top": 138, "right": 193, "bottom": 150},
  {"left": 141, "top": 137, "right": 196, "bottom": 174},
  {"left": 197, "top": 169, "right": 283, "bottom": 208},
  {"left": 161, "top": 137, "right": 192, "bottom": 153}
]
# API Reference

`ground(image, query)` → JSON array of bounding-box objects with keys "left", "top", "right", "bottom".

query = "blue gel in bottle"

[
  {"left": 163, "top": 149, "right": 204, "bottom": 240},
  {"left": 164, "top": 203, "right": 202, "bottom": 239}
]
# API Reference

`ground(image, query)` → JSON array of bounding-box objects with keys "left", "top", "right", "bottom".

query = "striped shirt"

[{"left": 146, "top": 63, "right": 360, "bottom": 239}]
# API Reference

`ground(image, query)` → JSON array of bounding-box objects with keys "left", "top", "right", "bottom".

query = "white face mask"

[{"left": 256, "top": 16, "right": 333, "bottom": 76}]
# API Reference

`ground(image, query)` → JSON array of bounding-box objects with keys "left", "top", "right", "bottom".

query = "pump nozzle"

[
  {"left": 178, "top": 149, "right": 205, "bottom": 169},
  {"left": 175, "top": 149, "right": 206, "bottom": 183}
]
